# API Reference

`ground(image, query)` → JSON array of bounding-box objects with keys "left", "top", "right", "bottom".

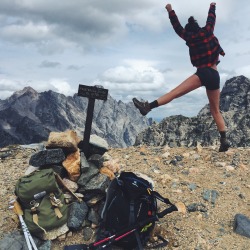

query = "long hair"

[{"left": 185, "top": 16, "right": 200, "bottom": 32}]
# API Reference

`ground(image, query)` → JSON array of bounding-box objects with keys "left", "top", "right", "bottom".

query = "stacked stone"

[{"left": 26, "top": 130, "right": 120, "bottom": 241}]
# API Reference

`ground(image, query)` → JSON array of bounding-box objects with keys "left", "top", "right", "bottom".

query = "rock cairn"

[{"left": 19, "top": 130, "right": 120, "bottom": 242}]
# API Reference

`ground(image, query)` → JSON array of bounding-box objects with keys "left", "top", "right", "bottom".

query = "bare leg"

[
  {"left": 157, "top": 74, "right": 202, "bottom": 106},
  {"left": 206, "top": 89, "right": 226, "bottom": 131}
]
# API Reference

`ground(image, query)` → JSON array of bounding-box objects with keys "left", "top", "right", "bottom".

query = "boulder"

[
  {"left": 62, "top": 149, "right": 81, "bottom": 181},
  {"left": 46, "top": 130, "right": 80, "bottom": 153}
]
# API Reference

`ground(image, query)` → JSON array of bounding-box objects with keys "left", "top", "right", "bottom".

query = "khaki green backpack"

[{"left": 15, "top": 169, "right": 68, "bottom": 234}]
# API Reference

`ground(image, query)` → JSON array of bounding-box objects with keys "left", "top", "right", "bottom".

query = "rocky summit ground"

[{"left": 0, "top": 144, "right": 250, "bottom": 250}]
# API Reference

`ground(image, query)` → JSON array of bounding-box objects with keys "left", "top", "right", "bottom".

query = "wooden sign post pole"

[{"left": 77, "top": 85, "right": 108, "bottom": 157}]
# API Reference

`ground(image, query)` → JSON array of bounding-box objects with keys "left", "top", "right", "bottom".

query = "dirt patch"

[{"left": 0, "top": 145, "right": 249, "bottom": 250}]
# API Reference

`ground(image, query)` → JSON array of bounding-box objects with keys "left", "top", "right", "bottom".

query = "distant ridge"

[
  {"left": 0, "top": 88, "right": 149, "bottom": 148},
  {"left": 135, "top": 75, "right": 250, "bottom": 148},
  {"left": 1, "top": 76, "right": 249, "bottom": 149}
]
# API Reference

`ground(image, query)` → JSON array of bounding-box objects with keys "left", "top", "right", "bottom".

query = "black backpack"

[{"left": 97, "top": 172, "right": 178, "bottom": 249}]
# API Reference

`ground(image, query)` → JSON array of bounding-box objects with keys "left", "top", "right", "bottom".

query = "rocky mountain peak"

[
  {"left": 11, "top": 86, "right": 39, "bottom": 100},
  {"left": 0, "top": 87, "right": 149, "bottom": 148},
  {"left": 220, "top": 75, "right": 250, "bottom": 112},
  {"left": 3, "top": 86, "right": 39, "bottom": 110},
  {"left": 135, "top": 75, "right": 250, "bottom": 148}
]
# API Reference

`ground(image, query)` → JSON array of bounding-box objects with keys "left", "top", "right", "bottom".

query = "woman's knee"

[{"left": 210, "top": 107, "right": 221, "bottom": 117}]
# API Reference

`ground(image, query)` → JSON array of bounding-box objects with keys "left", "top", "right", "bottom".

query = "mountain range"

[
  {"left": 0, "top": 75, "right": 249, "bottom": 149},
  {"left": 0, "top": 87, "right": 149, "bottom": 148},
  {"left": 135, "top": 75, "right": 250, "bottom": 148}
]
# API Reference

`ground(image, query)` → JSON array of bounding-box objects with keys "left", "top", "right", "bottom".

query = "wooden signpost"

[{"left": 77, "top": 84, "right": 108, "bottom": 157}]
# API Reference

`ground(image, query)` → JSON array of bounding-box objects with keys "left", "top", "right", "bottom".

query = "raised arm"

[
  {"left": 166, "top": 4, "right": 188, "bottom": 41},
  {"left": 206, "top": 3, "right": 216, "bottom": 33}
]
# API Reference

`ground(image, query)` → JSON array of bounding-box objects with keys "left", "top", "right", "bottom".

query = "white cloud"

[
  {"left": 0, "top": 78, "right": 20, "bottom": 91},
  {"left": 0, "top": 0, "right": 249, "bottom": 120},
  {"left": 46, "top": 79, "right": 76, "bottom": 97},
  {"left": 94, "top": 60, "right": 165, "bottom": 102},
  {"left": 0, "top": 78, "right": 22, "bottom": 99},
  {"left": 0, "top": 77, "right": 75, "bottom": 99},
  {"left": 235, "top": 65, "right": 250, "bottom": 79},
  {"left": 2, "top": 21, "right": 50, "bottom": 42}
]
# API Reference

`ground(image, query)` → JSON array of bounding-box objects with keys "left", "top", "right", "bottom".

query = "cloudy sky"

[{"left": 0, "top": 0, "right": 249, "bottom": 120}]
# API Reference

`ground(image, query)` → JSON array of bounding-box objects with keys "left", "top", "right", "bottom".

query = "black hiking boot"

[
  {"left": 132, "top": 98, "right": 151, "bottom": 116},
  {"left": 219, "top": 138, "right": 230, "bottom": 152}
]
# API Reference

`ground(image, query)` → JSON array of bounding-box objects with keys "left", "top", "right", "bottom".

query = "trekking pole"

[
  {"left": 100, "top": 228, "right": 138, "bottom": 249},
  {"left": 90, "top": 216, "right": 158, "bottom": 249},
  {"left": 65, "top": 216, "right": 161, "bottom": 250},
  {"left": 13, "top": 200, "right": 38, "bottom": 250}
]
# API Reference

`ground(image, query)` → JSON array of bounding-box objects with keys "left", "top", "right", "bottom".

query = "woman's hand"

[{"left": 165, "top": 4, "right": 172, "bottom": 12}]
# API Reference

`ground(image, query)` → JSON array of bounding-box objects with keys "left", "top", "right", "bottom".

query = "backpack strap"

[
  {"left": 101, "top": 178, "right": 120, "bottom": 221},
  {"left": 146, "top": 190, "right": 176, "bottom": 248},
  {"left": 150, "top": 190, "right": 178, "bottom": 218},
  {"left": 30, "top": 201, "right": 47, "bottom": 234},
  {"left": 150, "top": 190, "right": 172, "bottom": 205},
  {"left": 49, "top": 193, "right": 63, "bottom": 218},
  {"left": 129, "top": 200, "right": 144, "bottom": 250},
  {"left": 128, "top": 200, "right": 135, "bottom": 225},
  {"left": 151, "top": 235, "right": 169, "bottom": 249}
]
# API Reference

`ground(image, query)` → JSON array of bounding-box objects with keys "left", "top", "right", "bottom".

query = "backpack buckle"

[
  {"left": 49, "top": 193, "right": 63, "bottom": 219},
  {"left": 147, "top": 188, "right": 152, "bottom": 195},
  {"left": 49, "top": 193, "right": 62, "bottom": 207},
  {"left": 30, "top": 200, "right": 40, "bottom": 211}
]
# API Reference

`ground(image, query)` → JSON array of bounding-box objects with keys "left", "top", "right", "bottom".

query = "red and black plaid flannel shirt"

[{"left": 168, "top": 4, "right": 225, "bottom": 68}]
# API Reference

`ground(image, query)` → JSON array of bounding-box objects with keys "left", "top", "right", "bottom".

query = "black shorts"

[{"left": 195, "top": 67, "right": 220, "bottom": 90}]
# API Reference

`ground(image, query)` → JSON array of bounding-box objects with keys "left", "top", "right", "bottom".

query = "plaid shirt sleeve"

[
  {"left": 168, "top": 6, "right": 225, "bottom": 67},
  {"left": 205, "top": 4, "right": 216, "bottom": 33},
  {"left": 168, "top": 10, "right": 190, "bottom": 41}
]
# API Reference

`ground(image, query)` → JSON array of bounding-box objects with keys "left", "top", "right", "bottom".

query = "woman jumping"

[{"left": 133, "top": 2, "right": 230, "bottom": 152}]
